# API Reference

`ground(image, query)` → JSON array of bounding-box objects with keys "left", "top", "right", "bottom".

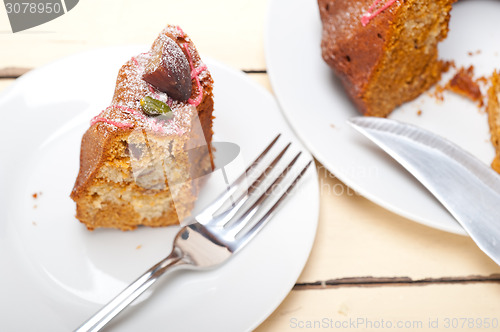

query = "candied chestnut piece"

[{"left": 142, "top": 36, "right": 192, "bottom": 101}]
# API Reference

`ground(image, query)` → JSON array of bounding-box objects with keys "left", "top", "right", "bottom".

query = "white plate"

[
  {"left": 265, "top": 0, "right": 500, "bottom": 235},
  {"left": 0, "top": 47, "right": 319, "bottom": 331}
]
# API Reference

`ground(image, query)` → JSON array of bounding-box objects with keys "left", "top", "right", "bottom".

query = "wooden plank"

[
  {"left": 256, "top": 283, "right": 500, "bottom": 331},
  {"left": 246, "top": 73, "right": 272, "bottom": 93},
  {"left": 0, "top": 0, "right": 267, "bottom": 70}
]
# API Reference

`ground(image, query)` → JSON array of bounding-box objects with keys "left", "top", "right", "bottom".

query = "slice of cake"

[
  {"left": 318, "top": 0, "right": 456, "bottom": 117},
  {"left": 70, "top": 25, "right": 214, "bottom": 230},
  {"left": 487, "top": 71, "right": 500, "bottom": 174}
]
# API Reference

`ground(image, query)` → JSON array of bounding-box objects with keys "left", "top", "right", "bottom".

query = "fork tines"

[{"left": 197, "top": 134, "right": 312, "bottom": 252}]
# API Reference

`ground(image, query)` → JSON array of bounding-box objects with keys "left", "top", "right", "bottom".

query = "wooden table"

[{"left": 2, "top": 1, "right": 500, "bottom": 331}]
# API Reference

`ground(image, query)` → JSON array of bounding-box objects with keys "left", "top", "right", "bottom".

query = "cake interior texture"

[
  {"left": 488, "top": 71, "right": 500, "bottom": 173},
  {"left": 71, "top": 26, "right": 214, "bottom": 231},
  {"left": 319, "top": 0, "right": 456, "bottom": 117}
]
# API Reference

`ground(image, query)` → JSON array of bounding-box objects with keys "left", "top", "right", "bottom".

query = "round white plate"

[
  {"left": 265, "top": 0, "right": 500, "bottom": 235},
  {"left": 0, "top": 47, "right": 319, "bottom": 331}
]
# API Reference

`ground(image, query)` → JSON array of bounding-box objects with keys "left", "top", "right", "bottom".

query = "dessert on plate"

[{"left": 71, "top": 25, "right": 214, "bottom": 231}]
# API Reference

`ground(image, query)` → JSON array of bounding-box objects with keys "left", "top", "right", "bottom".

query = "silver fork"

[{"left": 75, "top": 134, "right": 312, "bottom": 332}]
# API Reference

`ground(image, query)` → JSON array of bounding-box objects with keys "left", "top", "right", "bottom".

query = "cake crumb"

[
  {"left": 330, "top": 123, "right": 335, "bottom": 129},
  {"left": 429, "top": 84, "right": 445, "bottom": 102},
  {"left": 32, "top": 192, "right": 43, "bottom": 199},
  {"left": 136, "top": 245, "right": 142, "bottom": 250},
  {"left": 32, "top": 221, "right": 37, "bottom": 226},
  {"left": 467, "top": 50, "right": 481, "bottom": 56},
  {"left": 417, "top": 110, "right": 422, "bottom": 116},
  {"left": 445, "top": 66, "right": 483, "bottom": 107},
  {"left": 33, "top": 205, "right": 37, "bottom": 209}
]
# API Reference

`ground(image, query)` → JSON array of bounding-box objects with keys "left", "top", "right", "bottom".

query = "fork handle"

[{"left": 74, "top": 247, "right": 186, "bottom": 332}]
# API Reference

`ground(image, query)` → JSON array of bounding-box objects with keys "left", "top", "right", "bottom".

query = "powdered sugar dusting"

[
  {"left": 188, "top": 70, "right": 204, "bottom": 106},
  {"left": 131, "top": 56, "right": 139, "bottom": 67}
]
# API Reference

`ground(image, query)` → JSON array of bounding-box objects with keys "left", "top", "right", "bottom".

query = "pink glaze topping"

[
  {"left": 175, "top": 25, "right": 185, "bottom": 37},
  {"left": 361, "top": 0, "right": 397, "bottom": 26},
  {"left": 176, "top": 25, "right": 206, "bottom": 107},
  {"left": 148, "top": 84, "right": 162, "bottom": 101}
]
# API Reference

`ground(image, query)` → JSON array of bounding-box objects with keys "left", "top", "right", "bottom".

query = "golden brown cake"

[
  {"left": 70, "top": 25, "right": 214, "bottom": 230},
  {"left": 487, "top": 71, "right": 500, "bottom": 174},
  {"left": 318, "top": 0, "right": 456, "bottom": 117}
]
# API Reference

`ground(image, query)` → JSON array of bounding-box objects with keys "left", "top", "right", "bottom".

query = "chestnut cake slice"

[
  {"left": 70, "top": 25, "right": 214, "bottom": 230},
  {"left": 318, "top": 0, "right": 456, "bottom": 117}
]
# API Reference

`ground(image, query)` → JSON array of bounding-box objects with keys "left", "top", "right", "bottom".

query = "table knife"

[{"left": 348, "top": 116, "right": 500, "bottom": 265}]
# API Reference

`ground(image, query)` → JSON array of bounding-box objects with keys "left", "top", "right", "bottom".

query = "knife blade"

[{"left": 348, "top": 116, "right": 500, "bottom": 265}]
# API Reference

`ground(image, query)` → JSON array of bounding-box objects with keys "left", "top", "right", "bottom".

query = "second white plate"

[{"left": 265, "top": 0, "right": 500, "bottom": 235}]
